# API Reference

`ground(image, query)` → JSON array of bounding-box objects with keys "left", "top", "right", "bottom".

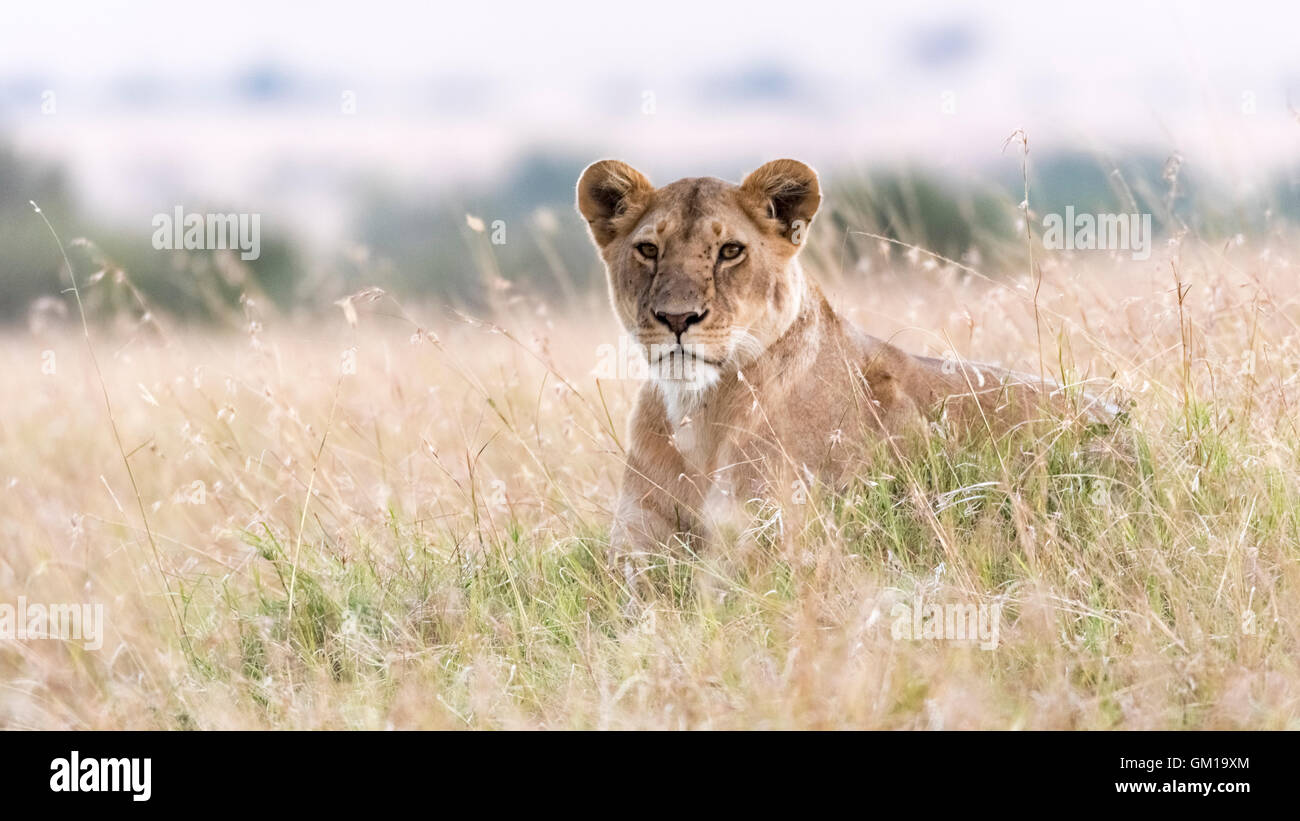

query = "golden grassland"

[{"left": 2, "top": 229, "right": 1299, "bottom": 729}]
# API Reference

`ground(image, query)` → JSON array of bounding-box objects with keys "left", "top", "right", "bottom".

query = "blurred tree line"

[{"left": 2, "top": 142, "right": 1297, "bottom": 327}]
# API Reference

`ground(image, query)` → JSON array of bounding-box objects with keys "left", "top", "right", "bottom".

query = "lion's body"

[
  {"left": 614, "top": 273, "right": 1051, "bottom": 555},
  {"left": 576, "top": 159, "right": 1108, "bottom": 576}
]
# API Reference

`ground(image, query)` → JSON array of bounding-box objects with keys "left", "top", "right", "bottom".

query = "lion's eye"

[
  {"left": 635, "top": 242, "right": 658, "bottom": 260},
  {"left": 719, "top": 242, "right": 745, "bottom": 261}
]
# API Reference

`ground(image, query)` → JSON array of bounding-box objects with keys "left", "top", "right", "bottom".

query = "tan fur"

[{"left": 576, "top": 159, "right": 1111, "bottom": 584}]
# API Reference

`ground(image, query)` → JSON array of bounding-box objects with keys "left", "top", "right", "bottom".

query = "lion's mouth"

[{"left": 650, "top": 345, "right": 724, "bottom": 368}]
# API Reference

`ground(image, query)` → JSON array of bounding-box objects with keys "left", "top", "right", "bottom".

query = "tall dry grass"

[{"left": 2, "top": 213, "right": 1299, "bottom": 729}]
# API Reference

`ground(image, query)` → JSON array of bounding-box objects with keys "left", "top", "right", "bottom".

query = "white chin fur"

[{"left": 654, "top": 362, "right": 720, "bottom": 425}]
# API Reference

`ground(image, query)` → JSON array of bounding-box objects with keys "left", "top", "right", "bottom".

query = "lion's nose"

[{"left": 653, "top": 309, "right": 707, "bottom": 338}]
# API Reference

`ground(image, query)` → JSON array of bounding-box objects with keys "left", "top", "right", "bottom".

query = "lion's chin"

[
  {"left": 645, "top": 345, "right": 725, "bottom": 383},
  {"left": 651, "top": 358, "right": 720, "bottom": 388},
  {"left": 654, "top": 366, "right": 720, "bottom": 425},
  {"left": 650, "top": 351, "right": 723, "bottom": 424}
]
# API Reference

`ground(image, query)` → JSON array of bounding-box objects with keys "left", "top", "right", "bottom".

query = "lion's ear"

[
  {"left": 741, "top": 159, "right": 821, "bottom": 244},
  {"left": 576, "top": 160, "right": 654, "bottom": 247}
]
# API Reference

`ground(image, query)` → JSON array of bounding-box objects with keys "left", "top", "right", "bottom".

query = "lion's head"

[{"left": 577, "top": 159, "right": 821, "bottom": 396}]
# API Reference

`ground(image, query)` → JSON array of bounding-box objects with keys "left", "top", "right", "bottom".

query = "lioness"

[{"left": 577, "top": 158, "right": 1112, "bottom": 583}]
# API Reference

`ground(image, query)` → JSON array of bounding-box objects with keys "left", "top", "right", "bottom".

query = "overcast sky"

[
  {"left": 4, "top": 0, "right": 1296, "bottom": 80},
  {"left": 2, "top": 0, "right": 1296, "bottom": 232}
]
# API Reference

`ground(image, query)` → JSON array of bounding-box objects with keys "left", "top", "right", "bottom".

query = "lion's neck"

[{"left": 735, "top": 270, "right": 827, "bottom": 393}]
